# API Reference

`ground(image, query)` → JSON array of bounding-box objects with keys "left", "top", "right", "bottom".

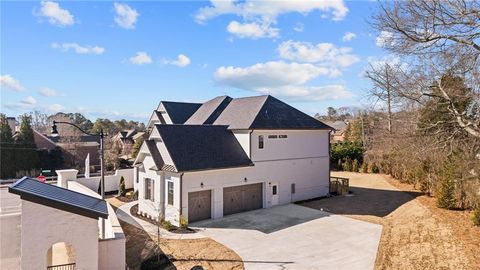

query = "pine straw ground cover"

[{"left": 300, "top": 172, "right": 480, "bottom": 270}]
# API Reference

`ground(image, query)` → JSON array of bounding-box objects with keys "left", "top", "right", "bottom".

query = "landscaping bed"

[{"left": 130, "top": 204, "right": 195, "bottom": 234}]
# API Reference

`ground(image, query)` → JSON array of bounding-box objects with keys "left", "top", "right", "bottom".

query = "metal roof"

[{"left": 9, "top": 177, "right": 108, "bottom": 219}]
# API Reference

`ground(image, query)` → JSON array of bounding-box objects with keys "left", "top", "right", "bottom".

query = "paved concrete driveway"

[{"left": 191, "top": 204, "right": 382, "bottom": 270}]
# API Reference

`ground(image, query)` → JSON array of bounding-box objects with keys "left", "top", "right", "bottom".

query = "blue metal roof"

[{"left": 9, "top": 177, "right": 108, "bottom": 219}]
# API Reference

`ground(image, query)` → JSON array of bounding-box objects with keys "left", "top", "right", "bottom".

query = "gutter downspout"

[{"left": 179, "top": 172, "right": 184, "bottom": 219}]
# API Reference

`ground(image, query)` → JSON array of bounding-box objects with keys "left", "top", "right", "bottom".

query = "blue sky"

[{"left": 1, "top": 1, "right": 387, "bottom": 122}]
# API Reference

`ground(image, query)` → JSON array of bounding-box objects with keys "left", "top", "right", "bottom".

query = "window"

[
  {"left": 144, "top": 178, "right": 154, "bottom": 201},
  {"left": 258, "top": 135, "right": 264, "bottom": 149},
  {"left": 291, "top": 183, "right": 296, "bottom": 194},
  {"left": 279, "top": 135, "right": 288, "bottom": 139},
  {"left": 167, "top": 181, "right": 174, "bottom": 205},
  {"left": 272, "top": 185, "right": 277, "bottom": 195},
  {"left": 268, "top": 135, "right": 278, "bottom": 139}
]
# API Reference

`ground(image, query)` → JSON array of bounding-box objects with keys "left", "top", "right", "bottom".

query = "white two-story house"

[{"left": 134, "top": 95, "right": 332, "bottom": 225}]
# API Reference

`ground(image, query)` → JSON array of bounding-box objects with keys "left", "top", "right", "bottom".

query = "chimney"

[{"left": 6, "top": 117, "right": 16, "bottom": 133}]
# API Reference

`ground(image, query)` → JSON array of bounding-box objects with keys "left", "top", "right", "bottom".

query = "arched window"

[{"left": 46, "top": 242, "right": 76, "bottom": 270}]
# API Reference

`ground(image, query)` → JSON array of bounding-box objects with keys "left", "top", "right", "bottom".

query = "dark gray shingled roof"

[
  {"left": 155, "top": 124, "right": 253, "bottom": 172},
  {"left": 144, "top": 139, "right": 166, "bottom": 171},
  {"left": 214, "top": 95, "right": 332, "bottom": 130},
  {"left": 160, "top": 101, "right": 202, "bottom": 124},
  {"left": 9, "top": 177, "right": 108, "bottom": 219},
  {"left": 185, "top": 96, "right": 233, "bottom": 125}
]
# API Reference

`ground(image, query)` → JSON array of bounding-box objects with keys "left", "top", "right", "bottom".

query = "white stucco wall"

[
  {"left": 70, "top": 168, "right": 134, "bottom": 193},
  {"left": 137, "top": 154, "right": 163, "bottom": 219},
  {"left": 20, "top": 201, "right": 99, "bottom": 270},
  {"left": 251, "top": 130, "right": 330, "bottom": 161},
  {"left": 181, "top": 156, "right": 329, "bottom": 221},
  {"left": 67, "top": 181, "right": 126, "bottom": 269}
]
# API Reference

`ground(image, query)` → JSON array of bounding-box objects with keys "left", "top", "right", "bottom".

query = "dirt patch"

[
  {"left": 156, "top": 237, "right": 244, "bottom": 270},
  {"left": 300, "top": 172, "right": 479, "bottom": 270},
  {"left": 120, "top": 220, "right": 174, "bottom": 270}
]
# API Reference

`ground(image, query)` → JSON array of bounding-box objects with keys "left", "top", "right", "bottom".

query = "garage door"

[
  {"left": 223, "top": 183, "right": 263, "bottom": 216},
  {"left": 188, "top": 190, "right": 211, "bottom": 223}
]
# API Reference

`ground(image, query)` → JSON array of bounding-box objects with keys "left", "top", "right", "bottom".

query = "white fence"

[{"left": 57, "top": 168, "right": 134, "bottom": 194}]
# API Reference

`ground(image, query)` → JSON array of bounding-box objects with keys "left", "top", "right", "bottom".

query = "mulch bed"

[{"left": 130, "top": 204, "right": 196, "bottom": 234}]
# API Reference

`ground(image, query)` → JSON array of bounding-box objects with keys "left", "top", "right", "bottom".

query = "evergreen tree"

[
  {"left": 437, "top": 161, "right": 457, "bottom": 210},
  {"left": 131, "top": 136, "right": 144, "bottom": 159},
  {"left": 16, "top": 114, "right": 39, "bottom": 174},
  {"left": 118, "top": 176, "right": 126, "bottom": 196},
  {"left": 361, "top": 161, "right": 368, "bottom": 173},
  {"left": 352, "top": 159, "right": 360, "bottom": 172},
  {"left": 0, "top": 114, "right": 15, "bottom": 178}
]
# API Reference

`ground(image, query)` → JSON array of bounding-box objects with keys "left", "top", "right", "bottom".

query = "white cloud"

[
  {"left": 1, "top": 74, "right": 24, "bottom": 91},
  {"left": 114, "top": 3, "right": 139, "bottom": 29},
  {"left": 342, "top": 32, "right": 356, "bottom": 42},
  {"left": 214, "top": 61, "right": 352, "bottom": 101},
  {"left": 129, "top": 52, "right": 152, "bottom": 65},
  {"left": 277, "top": 40, "right": 360, "bottom": 68},
  {"left": 215, "top": 61, "right": 330, "bottom": 89},
  {"left": 293, "top": 22, "right": 304, "bottom": 32},
  {"left": 376, "top": 31, "right": 394, "bottom": 47},
  {"left": 196, "top": 0, "right": 348, "bottom": 23},
  {"left": 256, "top": 85, "right": 354, "bottom": 101},
  {"left": 48, "top": 104, "right": 65, "bottom": 112},
  {"left": 195, "top": 0, "right": 348, "bottom": 38},
  {"left": 21, "top": 96, "right": 37, "bottom": 105},
  {"left": 38, "top": 87, "right": 58, "bottom": 97},
  {"left": 227, "top": 21, "right": 279, "bottom": 39},
  {"left": 165, "top": 54, "right": 191, "bottom": 67},
  {"left": 39, "top": 1, "right": 74, "bottom": 26},
  {"left": 51, "top": 42, "right": 105, "bottom": 55}
]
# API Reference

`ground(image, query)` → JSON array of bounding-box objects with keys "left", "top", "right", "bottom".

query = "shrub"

[
  {"left": 361, "top": 162, "right": 368, "bottom": 173},
  {"left": 342, "top": 159, "right": 352, "bottom": 171},
  {"left": 133, "top": 190, "right": 138, "bottom": 200},
  {"left": 162, "top": 220, "right": 173, "bottom": 231},
  {"left": 437, "top": 175, "right": 457, "bottom": 210},
  {"left": 179, "top": 215, "right": 188, "bottom": 229},
  {"left": 330, "top": 141, "right": 365, "bottom": 167},
  {"left": 473, "top": 206, "right": 480, "bottom": 226},
  {"left": 118, "top": 176, "right": 126, "bottom": 196},
  {"left": 352, "top": 159, "right": 359, "bottom": 172},
  {"left": 337, "top": 159, "right": 343, "bottom": 171},
  {"left": 371, "top": 162, "right": 380, "bottom": 173}
]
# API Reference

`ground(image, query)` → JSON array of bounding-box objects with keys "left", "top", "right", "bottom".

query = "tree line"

[
  {"left": 0, "top": 112, "right": 146, "bottom": 179},
  {"left": 322, "top": 0, "right": 480, "bottom": 225}
]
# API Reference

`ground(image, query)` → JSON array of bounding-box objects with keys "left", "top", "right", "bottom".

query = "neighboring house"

[
  {"left": 134, "top": 95, "right": 332, "bottom": 225},
  {"left": 324, "top": 120, "right": 348, "bottom": 142},
  {"left": 147, "top": 101, "right": 202, "bottom": 128},
  {"left": 33, "top": 130, "right": 101, "bottom": 169},
  {"left": 112, "top": 129, "right": 146, "bottom": 157}
]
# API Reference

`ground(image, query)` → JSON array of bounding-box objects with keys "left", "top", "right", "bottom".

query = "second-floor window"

[
  {"left": 258, "top": 135, "right": 264, "bottom": 149},
  {"left": 167, "top": 181, "right": 174, "bottom": 205}
]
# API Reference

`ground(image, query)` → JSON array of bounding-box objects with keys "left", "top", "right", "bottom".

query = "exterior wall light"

[
  {"left": 200, "top": 182, "right": 204, "bottom": 188},
  {"left": 244, "top": 177, "right": 247, "bottom": 182}
]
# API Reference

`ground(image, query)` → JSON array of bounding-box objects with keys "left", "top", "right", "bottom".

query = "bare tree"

[{"left": 372, "top": 0, "right": 480, "bottom": 138}]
